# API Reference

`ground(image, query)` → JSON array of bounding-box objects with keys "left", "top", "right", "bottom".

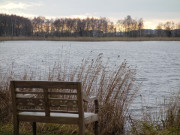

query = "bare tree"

[
  {"left": 163, "top": 21, "right": 175, "bottom": 37},
  {"left": 138, "top": 18, "right": 144, "bottom": 37},
  {"left": 117, "top": 15, "right": 143, "bottom": 37},
  {"left": 156, "top": 23, "right": 164, "bottom": 37}
]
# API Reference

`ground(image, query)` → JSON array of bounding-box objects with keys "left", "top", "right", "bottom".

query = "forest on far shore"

[{"left": 0, "top": 14, "right": 180, "bottom": 38}]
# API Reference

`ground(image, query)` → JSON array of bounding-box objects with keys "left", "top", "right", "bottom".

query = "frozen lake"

[{"left": 0, "top": 41, "right": 180, "bottom": 114}]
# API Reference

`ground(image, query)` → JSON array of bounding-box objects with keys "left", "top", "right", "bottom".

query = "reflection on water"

[{"left": 0, "top": 41, "right": 180, "bottom": 114}]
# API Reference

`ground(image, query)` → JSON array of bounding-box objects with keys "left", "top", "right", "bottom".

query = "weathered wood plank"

[
  {"left": 14, "top": 81, "right": 80, "bottom": 89},
  {"left": 18, "top": 109, "right": 45, "bottom": 112},
  {"left": 77, "top": 82, "right": 85, "bottom": 135},
  {"left": 11, "top": 81, "right": 19, "bottom": 135},
  {"left": 43, "top": 88, "right": 50, "bottom": 117},
  {"left": 18, "top": 109, "right": 78, "bottom": 114},
  {"left": 49, "top": 98, "right": 77, "bottom": 101},
  {"left": 32, "top": 122, "right": 36, "bottom": 135},
  {"left": 16, "top": 97, "right": 44, "bottom": 100},
  {"left": 16, "top": 91, "right": 77, "bottom": 95},
  {"left": 16, "top": 92, "right": 43, "bottom": 94},
  {"left": 19, "top": 115, "right": 79, "bottom": 124},
  {"left": 50, "top": 101, "right": 77, "bottom": 108},
  {"left": 16, "top": 94, "right": 36, "bottom": 98},
  {"left": 17, "top": 98, "right": 44, "bottom": 106},
  {"left": 48, "top": 92, "right": 77, "bottom": 95}
]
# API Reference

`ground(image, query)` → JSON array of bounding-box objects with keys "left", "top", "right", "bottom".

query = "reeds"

[
  {"left": 163, "top": 91, "right": 180, "bottom": 129},
  {"left": 0, "top": 53, "right": 139, "bottom": 134},
  {"left": 1, "top": 36, "right": 180, "bottom": 41},
  {"left": 129, "top": 91, "right": 180, "bottom": 135}
]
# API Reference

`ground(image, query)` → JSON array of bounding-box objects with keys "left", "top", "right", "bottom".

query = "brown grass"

[
  {"left": 163, "top": 91, "right": 180, "bottom": 129},
  {"left": 1, "top": 36, "right": 180, "bottom": 41},
  {"left": 0, "top": 53, "right": 139, "bottom": 134},
  {"left": 129, "top": 91, "right": 180, "bottom": 135}
]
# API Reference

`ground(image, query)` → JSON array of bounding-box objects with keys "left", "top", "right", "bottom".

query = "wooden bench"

[{"left": 10, "top": 80, "right": 99, "bottom": 135}]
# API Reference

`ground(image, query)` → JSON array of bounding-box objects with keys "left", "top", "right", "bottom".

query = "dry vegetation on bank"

[
  {"left": 0, "top": 53, "right": 139, "bottom": 135},
  {"left": 0, "top": 51, "right": 180, "bottom": 135},
  {"left": 129, "top": 91, "right": 180, "bottom": 135},
  {"left": 1, "top": 36, "right": 180, "bottom": 41}
]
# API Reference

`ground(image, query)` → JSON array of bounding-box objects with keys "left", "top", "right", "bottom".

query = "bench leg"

[
  {"left": 94, "top": 121, "right": 98, "bottom": 135},
  {"left": 32, "top": 122, "right": 36, "bottom": 135},
  {"left": 79, "top": 123, "right": 85, "bottom": 135},
  {"left": 14, "top": 119, "right": 19, "bottom": 135}
]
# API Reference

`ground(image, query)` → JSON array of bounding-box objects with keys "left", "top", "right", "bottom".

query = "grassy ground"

[
  {"left": 0, "top": 36, "right": 180, "bottom": 41},
  {"left": 0, "top": 123, "right": 91, "bottom": 135}
]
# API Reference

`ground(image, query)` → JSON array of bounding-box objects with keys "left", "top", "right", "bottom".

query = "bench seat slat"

[
  {"left": 18, "top": 109, "right": 78, "bottom": 114},
  {"left": 19, "top": 112, "right": 97, "bottom": 117},
  {"left": 18, "top": 115, "right": 79, "bottom": 124},
  {"left": 18, "top": 112, "right": 98, "bottom": 124}
]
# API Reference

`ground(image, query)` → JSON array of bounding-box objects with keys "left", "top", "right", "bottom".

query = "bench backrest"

[{"left": 11, "top": 81, "right": 84, "bottom": 118}]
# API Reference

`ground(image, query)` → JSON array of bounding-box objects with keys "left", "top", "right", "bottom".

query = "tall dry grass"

[
  {"left": 162, "top": 91, "right": 180, "bottom": 131},
  {"left": 129, "top": 91, "right": 180, "bottom": 135},
  {"left": 0, "top": 53, "right": 139, "bottom": 134}
]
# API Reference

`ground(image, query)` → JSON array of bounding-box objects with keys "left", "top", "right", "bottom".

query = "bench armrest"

[
  {"left": 83, "top": 93, "right": 99, "bottom": 113},
  {"left": 83, "top": 95, "right": 97, "bottom": 102}
]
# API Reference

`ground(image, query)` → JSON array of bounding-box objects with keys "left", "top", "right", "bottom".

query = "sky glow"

[{"left": 0, "top": 0, "right": 180, "bottom": 29}]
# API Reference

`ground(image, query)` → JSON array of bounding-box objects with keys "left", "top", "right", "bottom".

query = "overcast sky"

[{"left": 0, "top": 0, "right": 180, "bottom": 28}]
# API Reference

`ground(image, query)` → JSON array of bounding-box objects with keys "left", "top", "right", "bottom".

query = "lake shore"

[{"left": 1, "top": 36, "right": 180, "bottom": 41}]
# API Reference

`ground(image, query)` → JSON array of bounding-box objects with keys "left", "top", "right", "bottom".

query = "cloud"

[
  {"left": 0, "top": 1, "right": 42, "bottom": 18},
  {"left": 0, "top": 1, "right": 42, "bottom": 13},
  {"left": 0, "top": 2, "right": 30, "bottom": 10},
  {"left": 0, "top": 1, "right": 42, "bottom": 10}
]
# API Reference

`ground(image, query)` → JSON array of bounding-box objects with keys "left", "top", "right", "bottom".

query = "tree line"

[
  {"left": 0, "top": 14, "right": 180, "bottom": 37},
  {"left": 0, "top": 14, "right": 33, "bottom": 36},
  {"left": 32, "top": 16, "right": 115, "bottom": 37},
  {"left": 156, "top": 21, "right": 180, "bottom": 37}
]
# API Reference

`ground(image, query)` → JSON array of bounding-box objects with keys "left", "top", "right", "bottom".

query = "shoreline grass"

[
  {"left": 129, "top": 91, "right": 180, "bottom": 135},
  {"left": 0, "top": 53, "right": 139, "bottom": 134},
  {"left": 1, "top": 36, "right": 180, "bottom": 41},
  {"left": 1, "top": 49, "right": 179, "bottom": 134}
]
